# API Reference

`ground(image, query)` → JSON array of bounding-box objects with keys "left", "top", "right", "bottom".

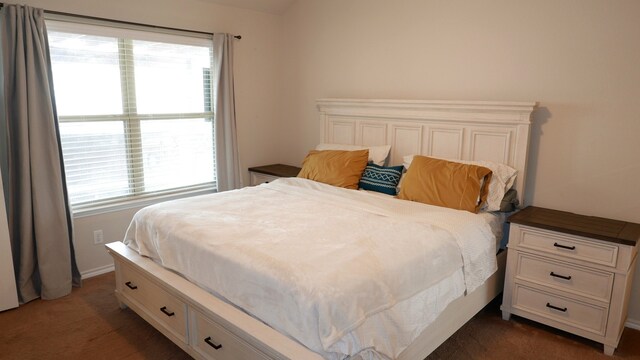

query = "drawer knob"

[
  {"left": 546, "top": 302, "right": 568, "bottom": 312},
  {"left": 204, "top": 336, "right": 222, "bottom": 350},
  {"left": 125, "top": 281, "right": 138, "bottom": 290},
  {"left": 549, "top": 272, "right": 572, "bottom": 281},
  {"left": 553, "top": 242, "right": 576, "bottom": 251},
  {"left": 160, "top": 306, "right": 175, "bottom": 317}
]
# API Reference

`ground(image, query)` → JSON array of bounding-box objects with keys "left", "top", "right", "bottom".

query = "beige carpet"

[{"left": 0, "top": 273, "right": 638, "bottom": 360}]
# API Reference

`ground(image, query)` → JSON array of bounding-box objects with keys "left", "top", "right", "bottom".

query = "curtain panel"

[
  {"left": 1, "top": 4, "right": 80, "bottom": 303},
  {"left": 213, "top": 33, "right": 242, "bottom": 191}
]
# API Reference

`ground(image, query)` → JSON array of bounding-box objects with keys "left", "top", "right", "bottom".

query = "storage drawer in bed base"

[{"left": 107, "top": 241, "right": 322, "bottom": 360}]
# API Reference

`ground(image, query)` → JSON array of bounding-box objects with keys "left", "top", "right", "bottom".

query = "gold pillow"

[
  {"left": 297, "top": 149, "right": 369, "bottom": 189},
  {"left": 398, "top": 155, "right": 493, "bottom": 213}
]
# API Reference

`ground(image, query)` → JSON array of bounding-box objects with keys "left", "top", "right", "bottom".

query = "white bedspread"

[{"left": 124, "top": 178, "right": 497, "bottom": 359}]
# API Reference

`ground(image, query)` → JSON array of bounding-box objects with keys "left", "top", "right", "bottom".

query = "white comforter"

[{"left": 124, "top": 178, "right": 497, "bottom": 359}]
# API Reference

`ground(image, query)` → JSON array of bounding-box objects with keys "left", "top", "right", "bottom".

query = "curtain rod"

[{"left": 0, "top": 3, "right": 242, "bottom": 39}]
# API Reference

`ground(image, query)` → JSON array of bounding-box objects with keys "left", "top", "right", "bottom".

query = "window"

[{"left": 47, "top": 20, "right": 216, "bottom": 210}]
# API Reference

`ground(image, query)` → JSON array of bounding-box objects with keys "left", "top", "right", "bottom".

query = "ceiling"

[{"left": 198, "top": 0, "right": 296, "bottom": 14}]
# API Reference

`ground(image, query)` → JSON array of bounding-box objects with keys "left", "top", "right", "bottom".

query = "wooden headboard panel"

[{"left": 316, "top": 99, "right": 537, "bottom": 207}]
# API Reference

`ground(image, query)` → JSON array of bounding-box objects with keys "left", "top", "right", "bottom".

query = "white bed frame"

[{"left": 106, "top": 99, "right": 537, "bottom": 360}]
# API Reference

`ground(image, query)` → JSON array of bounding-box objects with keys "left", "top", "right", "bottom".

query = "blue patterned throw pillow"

[{"left": 358, "top": 163, "right": 404, "bottom": 195}]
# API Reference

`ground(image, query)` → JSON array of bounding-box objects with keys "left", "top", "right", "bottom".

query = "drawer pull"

[
  {"left": 553, "top": 242, "right": 576, "bottom": 251},
  {"left": 160, "top": 306, "right": 175, "bottom": 317},
  {"left": 549, "top": 272, "right": 572, "bottom": 280},
  {"left": 546, "top": 302, "right": 568, "bottom": 312},
  {"left": 125, "top": 281, "right": 137, "bottom": 290},
  {"left": 204, "top": 336, "right": 222, "bottom": 350}
]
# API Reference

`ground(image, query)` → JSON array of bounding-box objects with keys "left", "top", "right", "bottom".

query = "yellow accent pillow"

[
  {"left": 297, "top": 149, "right": 369, "bottom": 189},
  {"left": 398, "top": 155, "right": 493, "bottom": 213}
]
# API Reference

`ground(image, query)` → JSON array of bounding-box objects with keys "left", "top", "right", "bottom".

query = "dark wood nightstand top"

[
  {"left": 248, "top": 164, "right": 301, "bottom": 178},
  {"left": 508, "top": 206, "right": 640, "bottom": 247}
]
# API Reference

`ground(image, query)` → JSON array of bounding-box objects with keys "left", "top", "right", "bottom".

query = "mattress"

[{"left": 124, "top": 178, "right": 499, "bottom": 359}]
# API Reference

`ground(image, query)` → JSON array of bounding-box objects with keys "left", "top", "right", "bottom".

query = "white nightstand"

[
  {"left": 501, "top": 206, "right": 639, "bottom": 355},
  {"left": 248, "top": 164, "right": 301, "bottom": 186}
]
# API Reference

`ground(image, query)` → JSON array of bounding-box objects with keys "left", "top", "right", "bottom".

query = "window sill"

[{"left": 72, "top": 186, "right": 217, "bottom": 219}]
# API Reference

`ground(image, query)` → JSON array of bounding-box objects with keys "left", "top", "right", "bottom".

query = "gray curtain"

[
  {"left": 1, "top": 4, "right": 81, "bottom": 303},
  {"left": 212, "top": 33, "right": 242, "bottom": 191}
]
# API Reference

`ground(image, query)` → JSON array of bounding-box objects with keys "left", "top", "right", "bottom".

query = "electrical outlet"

[{"left": 93, "top": 229, "right": 104, "bottom": 245}]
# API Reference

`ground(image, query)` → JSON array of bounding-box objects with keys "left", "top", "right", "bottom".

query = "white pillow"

[
  {"left": 316, "top": 143, "right": 391, "bottom": 166},
  {"left": 403, "top": 155, "right": 517, "bottom": 211}
]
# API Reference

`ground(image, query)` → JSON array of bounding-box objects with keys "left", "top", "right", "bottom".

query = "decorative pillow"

[
  {"left": 398, "top": 155, "right": 493, "bottom": 213},
  {"left": 358, "top": 163, "right": 404, "bottom": 195},
  {"left": 403, "top": 155, "right": 516, "bottom": 212},
  {"left": 298, "top": 149, "right": 369, "bottom": 189},
  {"left": 316, "top": 143, "right": 391, "bottom": 166}
]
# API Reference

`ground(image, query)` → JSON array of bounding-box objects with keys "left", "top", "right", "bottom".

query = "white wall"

[
  {"left": 2, "top": 0, "right": 284, "bottom": 277},
  {"left": 279, "top": 0, "right": 640, "bottom": 322}
]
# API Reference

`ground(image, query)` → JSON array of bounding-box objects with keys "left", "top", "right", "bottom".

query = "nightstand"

[
  {"left": 248, "top": 164, "right": 301, "bottom": 186},
  {"left": 501, "top": 206, "right": 640, "bottom": 355}
]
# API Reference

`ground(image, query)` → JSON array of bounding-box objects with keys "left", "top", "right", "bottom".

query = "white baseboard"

[
  {"left": 626, "top": 318, "right": 640, "bottom": 330},
  {"left": 81, "top": 264, "right": 114, "bottom": 279}
]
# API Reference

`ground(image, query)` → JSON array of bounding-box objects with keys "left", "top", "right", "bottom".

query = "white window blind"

[{"left": 46, "top": 20, "right": 216, "bottom": 210}]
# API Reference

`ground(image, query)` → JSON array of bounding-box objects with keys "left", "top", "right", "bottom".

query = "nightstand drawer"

[
  {"left": 512, "top": 284, "right": 608, "bottom": 335},
  {"left": 516, "top": 253, "right": 613, "bottom": 302},
  {"left": 515, "top": 227, "right": 618, "bottom": 268},
  {"left": 250, "top": 172, "right": 279, "bottom": 186}
]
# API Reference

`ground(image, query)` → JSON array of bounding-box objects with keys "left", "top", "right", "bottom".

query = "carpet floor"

[{"left": 0, "top": 273, "right": 638, "bottom": 360}]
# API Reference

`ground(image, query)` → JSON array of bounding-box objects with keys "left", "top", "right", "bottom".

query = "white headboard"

[{"left": 316, "top": 99, "right": 537, "bottom": 207}]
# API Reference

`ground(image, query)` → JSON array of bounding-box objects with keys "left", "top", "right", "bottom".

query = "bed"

[{"left": 106, "top": 98, "right": 537, "bottom": 360}]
